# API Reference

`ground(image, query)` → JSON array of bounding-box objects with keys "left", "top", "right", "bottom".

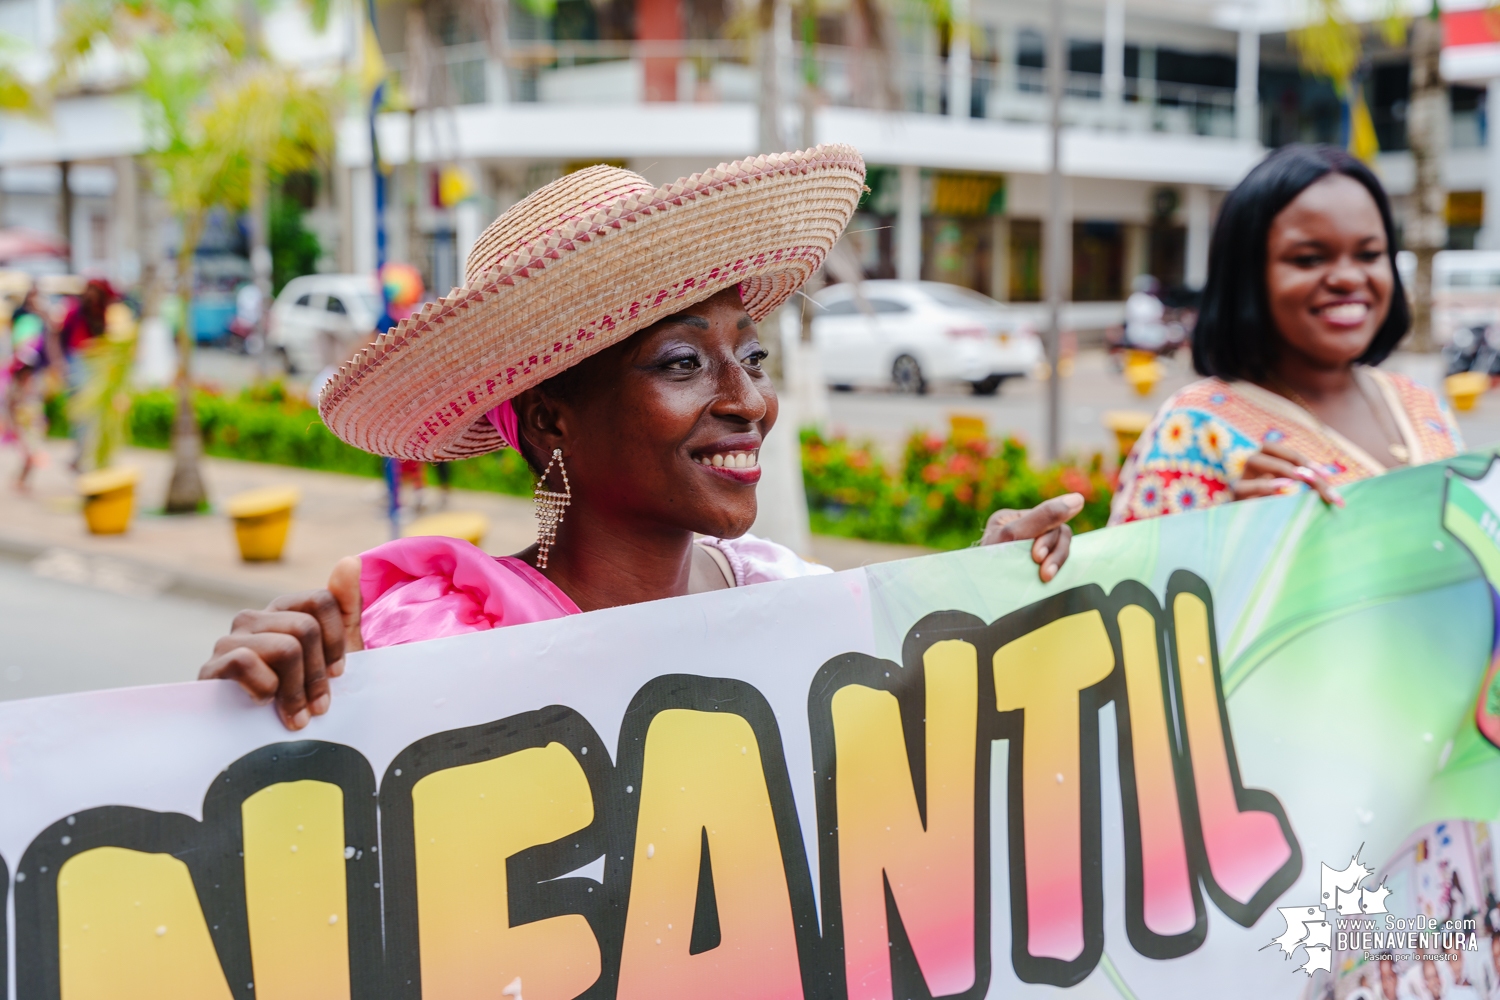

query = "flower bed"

[
  {"left": 109, "top": 384, "right": 1113, "bottom": 549},
  {"left": 802, "top": 428, "right": 1113, "bottom": 550}
]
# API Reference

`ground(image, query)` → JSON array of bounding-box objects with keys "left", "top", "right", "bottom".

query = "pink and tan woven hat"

[{"left": 319, "top": 143, "right": 866, "bottom": 461}]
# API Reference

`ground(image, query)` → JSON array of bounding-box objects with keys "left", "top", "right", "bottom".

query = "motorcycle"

[{"left": 1443, "top": 324, "right": 1500, "bottom": 378}]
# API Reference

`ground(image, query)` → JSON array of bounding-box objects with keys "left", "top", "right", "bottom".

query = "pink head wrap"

[{"left": 485, "top": 401, "right": 520, "bottom": 452}]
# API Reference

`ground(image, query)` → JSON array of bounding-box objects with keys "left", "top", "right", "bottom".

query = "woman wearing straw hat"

[{"left": 200, "top": 146, "right": 1084, "bottom": 730}]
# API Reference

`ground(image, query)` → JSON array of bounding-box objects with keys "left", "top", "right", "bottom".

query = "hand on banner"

[
  {"left": 199, "top": 557, "right": 363, "bottom": 731},
  {"left": 1231, "top": 442, "right": 1345, "bottom": 508},
  {"left": 979, "top": 493, "right": 1083, "bottom": 582}
]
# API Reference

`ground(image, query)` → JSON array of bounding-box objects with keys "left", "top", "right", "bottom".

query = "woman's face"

[
  {"left": 1264, "top": 173, "right": 1394, "bottom": 371},
  {"left": 516, "top": 286, "right": 775, "bottom": 539}
]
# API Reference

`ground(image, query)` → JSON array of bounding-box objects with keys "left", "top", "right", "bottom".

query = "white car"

[
  {"left": 811, "top": 280, "right": 1042, "bottom": 394},
  {"left": 267, "top": 274, "right": 385, "bottom": 375}
]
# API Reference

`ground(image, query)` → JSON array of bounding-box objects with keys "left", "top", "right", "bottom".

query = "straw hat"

[{"left": 320, "top": 143, "right": 867, "bottom": 461}]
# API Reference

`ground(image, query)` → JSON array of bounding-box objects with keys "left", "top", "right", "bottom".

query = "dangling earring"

[{"left": 534, "top": 448, "right": 572, "bottom": 569}]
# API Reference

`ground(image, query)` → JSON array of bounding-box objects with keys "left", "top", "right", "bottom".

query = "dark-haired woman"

[
  {"left": 1110, "top": 144, "right": 1463, "bottom": 524},
  {"left": 202, "top": 147, "right": 1083, "bottom": 730}
]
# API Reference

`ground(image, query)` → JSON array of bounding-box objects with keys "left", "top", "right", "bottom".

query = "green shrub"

[{"left": 803, "top": 427, "right": 1113, "bottom": 550}]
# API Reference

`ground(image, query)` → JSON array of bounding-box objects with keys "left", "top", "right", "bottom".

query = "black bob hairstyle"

[{"left": 1191, "top": 143, "right": 1409, "bottom": 382}]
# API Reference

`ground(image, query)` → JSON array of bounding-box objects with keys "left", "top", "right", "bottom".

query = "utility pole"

[{"left": 1044, "top": 0, "right": 1065, "bottom": 461}]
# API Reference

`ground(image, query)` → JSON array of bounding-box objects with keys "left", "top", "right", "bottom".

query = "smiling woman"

[
  {"left": 199, "top": 147, "right": 1086, "bottom": 731},
  {"left": 1110, "top": 144, "right": 1466, "bottom": 525}
]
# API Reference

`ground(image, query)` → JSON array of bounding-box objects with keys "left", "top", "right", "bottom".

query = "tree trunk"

[
  {"left": 248, "top": 157, "right": 271, "bottom": 335},
  {"left": 137, "top": 159, "right": 162, "bottom": 322},
  {"left": 1407, "top": 5, "right": 1447, "bottom": 353},
  {"left": 757, "top": 0, "right": 785, "bottom": 152},
  {"left": 165, "top": 213, "right": 207, "bottom": 514}
]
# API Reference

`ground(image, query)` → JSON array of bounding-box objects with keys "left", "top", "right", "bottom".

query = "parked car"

[
  {"left": 811, "top": 280, "right": 1042, "bottom": 394},
  {"left": 267, "top": 274, "right": 385, "bottom": 374}
]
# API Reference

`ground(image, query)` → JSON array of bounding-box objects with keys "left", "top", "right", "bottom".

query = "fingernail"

[
  {"left": 1270, "top": 477, "right": 1300, "bottom": 494},
  {"left": 1035, "top": 546, "right": 1049, "bottom": 560},
  {"left": 311, "top": 693, "right": 330, "bottom": 715},
  {"left": 292, "top": 708, "right": 310, "bottom": 729},
  {"left": 1332, "top": 491, "right": 1345, "bottom": 508},
  {"left": 1293, "top": 466, "right": 1317, "bottom": 482}
]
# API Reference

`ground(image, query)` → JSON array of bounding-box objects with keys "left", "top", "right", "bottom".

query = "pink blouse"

[{"left": 359, "top": 533, "right": 830, "bottom": 650}]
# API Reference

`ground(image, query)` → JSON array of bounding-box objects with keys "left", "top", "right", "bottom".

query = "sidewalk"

[{"left": 0, "top": 441, "right": 932, "bottom": 610}]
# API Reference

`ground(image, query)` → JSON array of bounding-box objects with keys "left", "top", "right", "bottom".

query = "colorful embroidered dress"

[{"left": 1109, "top": 369, "right": 1464, "bottom": 525}]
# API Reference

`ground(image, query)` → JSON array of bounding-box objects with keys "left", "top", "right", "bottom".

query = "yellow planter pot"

[
  {"left": 947, "top": 413, "right": 988, "bottom": 446},
  {"left": 1103, "top": 410, "right": 1153, "bottom": 462},
  {"left": 227, "top": 487, "right": 301, "bottom": 562},
  {"left": 77, "top": 467, "right": 140, "bottom": 535},
  {"left": 1123, "top": 360, "right": 1165, "bottom": 397},
  {"left": 403, "top": 511, "right": 490, "bottom": 547},
  {"left": 1446, "top": 371, "right": 1489, "bottom": 412}
]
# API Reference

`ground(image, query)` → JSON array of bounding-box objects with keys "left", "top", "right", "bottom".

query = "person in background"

[
  {"left": 1122, "top": 274, "right": 1169, "bottom": 353},
  {"left": 4, "top": 284, "right": 51, "bottom": 490},
  {"left": 196, "top": 148, "right": 1083, "bottom": 731},
  {"left": 1110, "top": 144, "right": 1463, "bottom": 524},
  {"left": 56, "top": 279, "right": 116, "bottom": 472}
]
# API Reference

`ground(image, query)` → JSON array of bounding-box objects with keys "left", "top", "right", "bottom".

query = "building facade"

[{"left": 0, "top": 0, "right": 1491, "bottom": 315}]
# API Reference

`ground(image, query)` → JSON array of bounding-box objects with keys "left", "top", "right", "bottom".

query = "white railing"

[{"left": 390, "top": 39, "right": 1243, "bottom": 139}]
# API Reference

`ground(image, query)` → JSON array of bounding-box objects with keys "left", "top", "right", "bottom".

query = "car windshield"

[
  {"left": 923, "top": 283, "right": 1005, "bottom": 313},
  {"left": 1445, "top": 271, "right": 1500, "bottom": 288}
]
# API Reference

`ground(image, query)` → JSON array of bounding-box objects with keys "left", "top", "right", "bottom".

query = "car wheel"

[
  {"left": 829, "top": 383, "right": 855, "bottom": 392},
  {"left": 970, "top": 375, "right": 1003, "bottom": 396},
  {"left": 892, "top": 355, "right": 926, "bottom": 394},
  {"left": 277, "top": 346, "right": 296, "bottom": 375}
]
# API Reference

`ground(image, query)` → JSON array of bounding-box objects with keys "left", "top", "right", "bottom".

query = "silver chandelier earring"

[{"left": 534, "top": 448, "right": 572, "bottom": 569}]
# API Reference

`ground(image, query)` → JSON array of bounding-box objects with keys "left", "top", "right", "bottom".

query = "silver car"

[
  {"left": 267, "top": 274, "right": 385, "bottom": 375},
  {"left": 811, "top": 280, "right": 1043, "bottom": 395}
]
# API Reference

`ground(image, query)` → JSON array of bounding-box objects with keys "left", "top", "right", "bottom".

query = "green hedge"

[{"left": 112, "top": 385, "right": 1113, "bottom": 549}]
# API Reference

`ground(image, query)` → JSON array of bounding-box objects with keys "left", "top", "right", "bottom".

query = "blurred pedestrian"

[
  {"left": 4, "top": 284, "right": 52, "bottom": 490},
  {"left": 56, "top": 279, "right": 117, "bottom": 472},
  {"left": 1122, "top": 274, "right": 1168, "bottom": 352},
  {"left": 1111, "top": 144, "right": 1464, "bottom": 524}
]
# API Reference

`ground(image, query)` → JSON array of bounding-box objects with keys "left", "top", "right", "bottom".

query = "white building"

[{"left": 0, "top": 0, "right": 1491, "bottom": 317}]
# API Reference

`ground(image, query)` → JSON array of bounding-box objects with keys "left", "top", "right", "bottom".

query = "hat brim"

[{"left": 319, "top": 145, "right": 866, "bottom": 462}]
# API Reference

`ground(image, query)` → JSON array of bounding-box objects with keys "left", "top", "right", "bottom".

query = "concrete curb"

[{"left": 0, "top": 532, "right": 281, "bottom": 611}]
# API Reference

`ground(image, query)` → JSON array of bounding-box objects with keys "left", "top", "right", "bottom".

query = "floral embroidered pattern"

[{"left": 1109, "top": 372, "right": 1464, "bottom": 525}]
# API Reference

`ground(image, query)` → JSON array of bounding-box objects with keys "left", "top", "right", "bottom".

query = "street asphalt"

[{"left": 0, "top": 554, "right": 229, "bottom": 701}]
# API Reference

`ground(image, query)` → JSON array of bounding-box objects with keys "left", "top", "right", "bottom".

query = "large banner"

[{"left": 3, "top": 452, "right": 1500, "bottom": 1000}]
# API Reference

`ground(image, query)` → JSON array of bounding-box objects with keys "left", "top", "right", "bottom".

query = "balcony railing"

[{"left": 390, "top": 39, "right": 1243, "bottom": 139}]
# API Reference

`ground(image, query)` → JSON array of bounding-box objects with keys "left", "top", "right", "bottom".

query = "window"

[
  {"left": 295, "top": 293, "right": 313, "bottom": 307},
  {"left": 869, "top": 299, "right": 910, "bottom": 314},
  {"left": 819, "top": 299, "right": 860, "bottom": 316},
  {"left": 1447, "top": 271, "right": 1500, "bottom": 288},
  {"left": 326, "top": 296, "right": 348, "bottom": 315}
]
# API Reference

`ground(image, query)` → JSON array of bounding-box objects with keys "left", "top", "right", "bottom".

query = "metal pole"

[{"left": 1044, "top": 0, "right": 1065, "bottom": 461}]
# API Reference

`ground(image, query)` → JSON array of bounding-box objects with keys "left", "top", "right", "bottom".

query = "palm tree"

[{"left": 55, "top": 0, "right": 333, "bottom": 511}]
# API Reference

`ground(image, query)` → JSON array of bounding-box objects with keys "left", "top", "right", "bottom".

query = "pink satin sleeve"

[
  {"left": 697, "top": 532, "right": 833, "bottom": 586},
  {"left": 359, "top": 536, "right": 580, "bottom": 650}
]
